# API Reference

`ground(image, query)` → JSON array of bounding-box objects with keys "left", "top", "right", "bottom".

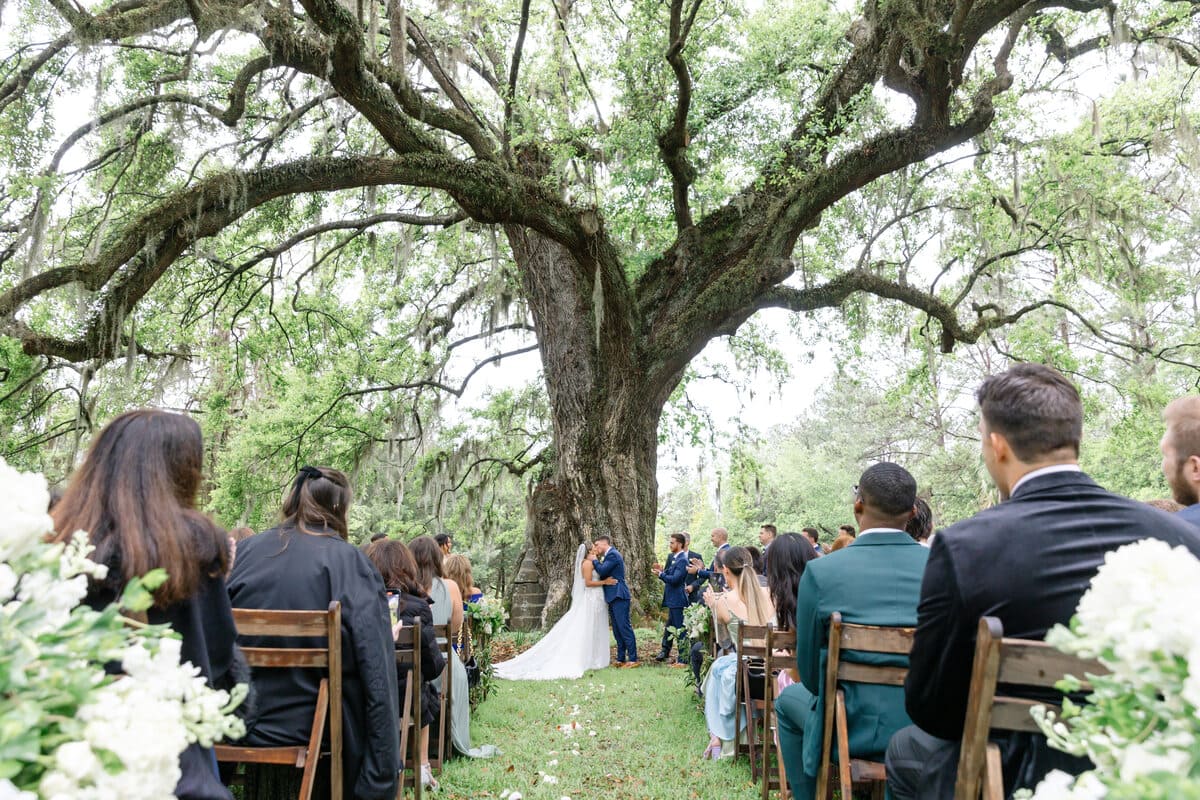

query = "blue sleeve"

[
  {"left": 659, "top": 556, "right": 686, "bottom": 587},
  {"left": 593, "top": 554, "right": 619, "bottom": 579},
  {"left": 795, "top": 568, "right": 823, "bottom": 693}
]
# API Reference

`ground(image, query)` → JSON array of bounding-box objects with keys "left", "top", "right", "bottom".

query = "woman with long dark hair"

[
  {"left": 51, "top": 409, "right": 238, "bottom": 800},
  {"left": 227, "top": 466, "right": 399, "bottom": 800},
  {"left": 766, "top": 533, "right": 817, "bottom": 634},
  {"left": 364, "top": 539, "right": 444, "bottom": 790}
]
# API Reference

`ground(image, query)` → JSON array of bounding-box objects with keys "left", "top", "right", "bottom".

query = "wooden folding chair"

[
  {"left": 395, "top": 620, "right": 423, "bottom": 800},
  {"left": 428, "top": 623, "right": 453, "bottom": 773},
  {"left": 215, "top": 602, "right": 343, "bottom": 800},
  {"left": 734, "top": 623, "right": 770, "bottom": 780},
  {"left": 761, "top": 626, "right": 796, "bottom": 800},
  {"left": 815, "top": 612, "right": 916, "bottom": 800},
  {"left": 954, "top": 617, "right": 1104, "bottom": 800}
]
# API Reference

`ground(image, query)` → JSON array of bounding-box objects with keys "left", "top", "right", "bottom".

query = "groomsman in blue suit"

[
  {"left": 589, "top": 535, "right": 639, "bottom": 667},
  {"left": 683, "top": 532, "right": 706, "bottom": 605},
  {"left": 653, "top": 532, "right": 689, "bottom": 663}
]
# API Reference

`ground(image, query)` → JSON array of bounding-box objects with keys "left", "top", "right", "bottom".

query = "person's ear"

[
  {"left": 988, "top": 430, "right": 1012, "bottom": 463},
  {"left": 1185, "top": 454, "right": 1200, "bottom": 484},
  {"left": 853, "top": 497, "right": 865, "bottom": 517}
]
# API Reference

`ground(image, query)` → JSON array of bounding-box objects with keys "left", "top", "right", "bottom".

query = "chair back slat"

[
  {"left": 231, "top": 608, "right": 334, "bottom": 637},
  {"left": 241, "top": 647, "right": 329, "bottom": 668},
  {"left": 738, "top": 624, "right": 771, "bottom": 657},
  {"left": 996, "top": 640, "right": 1103, "bottom": 688},
  {"left": 954, "top": 616, "right": 1108, "bottom": 800},
  {"left": 836, "top": 662, "right": 908, "bottom": 687},
  {"left": 839, "top": 624, "right": 915, "bottom": 655}
]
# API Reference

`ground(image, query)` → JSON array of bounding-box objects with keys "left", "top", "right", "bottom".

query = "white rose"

[
  {"left": 54, "top": 741, "right": 103, "bottom": 784},
  {"left": 0, "top": 778, "right": 37, "bottom": 800},
  {"left": 0, "top": 458, "right": 53, "bottom": 560}
]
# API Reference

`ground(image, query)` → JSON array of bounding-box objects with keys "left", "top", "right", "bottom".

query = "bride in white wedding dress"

[{"left": 493, "top": 543, "right": 612, "bottom": 680}]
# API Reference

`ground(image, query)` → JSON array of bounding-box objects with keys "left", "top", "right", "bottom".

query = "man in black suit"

[
  {"left": 1162, "top": 395, "right": 1200, "bottom": 529},
  {"left": 887, "top": 364, "right": 1200, "bottom": 799}
]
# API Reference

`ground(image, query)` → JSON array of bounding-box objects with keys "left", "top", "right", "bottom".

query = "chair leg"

[
  {"left": 835, "top": 690, "right": 851, "bottom": 800},
  {"left": 984, "top": 743, "right": 1004, "bottom": 800}
]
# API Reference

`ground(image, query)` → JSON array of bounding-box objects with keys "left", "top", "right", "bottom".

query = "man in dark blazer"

[
  {"left": 589, "top": 535, "right": 639, "bottom": 667},
  {"left": 682, "top": 532, "right": 706, "bottom": 605},
  {"left": 1162, "top": 395, "right": 1200, "bottom": 528},
  {"left": 653, "top": 532, "right": 689, "bottom": 663},
  {"left": 775, "top": 462, "right": 929, "bottom": 800},
  {"left": 888, "top": 364, "right": 1200, "bottom": 799}
]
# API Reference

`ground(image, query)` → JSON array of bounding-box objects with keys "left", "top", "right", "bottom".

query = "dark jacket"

[
  {"left": 694, "top": 543, "right": 730, "bottom": 591},
  {"left": 1179, "top": 502, "right": 1200, "bottom": 529},
  {"left": 905, "top": 470, "right": 1200, "bottom": 792},
  {"left": 658, "top": 550, "right": 688, "bottom": 609},
  {"left": 228, "top": 525, "right": 400, "bottom": 800},
  {"left": 684, "top": 549, "right": 706, "bottom": 604},
  {"left": 388, "top": 589, "right": 444, "bottom": 730},
  {"left": 592, "top": 548, "right": 631, "bottom": 603}
]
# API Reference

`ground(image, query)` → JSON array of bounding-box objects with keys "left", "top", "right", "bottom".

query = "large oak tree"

[{"left": 1, "top": 0, "right": 1196, "bottom": 617}]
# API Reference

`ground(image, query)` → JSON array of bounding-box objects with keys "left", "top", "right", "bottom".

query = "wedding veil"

[{"left": 569, "top": 542, "right": 587, "bottom": 607}]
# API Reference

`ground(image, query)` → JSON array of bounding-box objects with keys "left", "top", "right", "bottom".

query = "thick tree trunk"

[{"left": 506, "top": 224, "right": 664, "bottom": 626}]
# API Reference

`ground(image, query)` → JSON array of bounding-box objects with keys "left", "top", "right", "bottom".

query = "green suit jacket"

[{"left": 795, "top": 529, "right": 929, "bottom": 776}]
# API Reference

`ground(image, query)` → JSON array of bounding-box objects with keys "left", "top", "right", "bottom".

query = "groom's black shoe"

[{"left": 653, "top": 651, "right": 669, "bottom": 662}]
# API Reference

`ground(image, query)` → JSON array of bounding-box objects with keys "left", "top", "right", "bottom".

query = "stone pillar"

[{"left": 507, "top": 549, "right": 547, "bottom": 632}]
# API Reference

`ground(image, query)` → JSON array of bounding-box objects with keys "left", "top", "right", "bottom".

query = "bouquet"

[
  {"left": 0, "top": 458, "right": 246, "bottom": 800},
  {"left": 683, "top": 602, "right": 710, "bottom": 641},
  {"left": 1021, "top": 538, "right": 1200, "bottom": 800},
  {"left": 466, "top": 599, "right": 506, "bottom": 637}
]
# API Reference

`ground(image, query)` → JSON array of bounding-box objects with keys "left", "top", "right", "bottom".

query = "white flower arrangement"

[
  {"left": 0, "top": 458, "right": 246, "bottom": 800},
  {"left": 1020, "top": 538, "right": 1200, "bottom": 800}
]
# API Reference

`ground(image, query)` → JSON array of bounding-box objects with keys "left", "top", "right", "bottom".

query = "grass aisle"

[{"left": 439, "top": 659, "right": 765, "bottom": 799}]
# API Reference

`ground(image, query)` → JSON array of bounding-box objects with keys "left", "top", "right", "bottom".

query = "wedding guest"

[
  {"left": 652, "top": 532, "right": 689, "bottom": 664},
  {"left": 682, "top": 532, "right": 706, "bottom": 605},
  {"left": 228, "top": 526, "right": 254, "bottom": 571},
  {"left": 1161, "top": 395, "right": 1200, "bottom": 527},
  {"left": 759, "top": 523, "right": 777, "bottom": 569},
  {"left": 746, "top": 545, "right": 769, "bottom": 586},
  {"left": 364, "top": 539, "right": 445, "bottom": 791},
  {"left": 776, "top": 462, "right": 928, "bottom": 800},
  {"left": 906, "top": 497, "right": 933, "bottom": 545},
  {"left": 227, "top": 466, "right": 398, "bottom": 800},
  {"left": 765, "top": 533, "right": 818, "bottom": 792},
  {"left": 52, "top": 409, "right": 240, "bottom": 800},
  {"left": 444, "top": 554, "right": 483, "bottom": 604},
  {"left": 828, "top": 531, "right": 853, "bottom": 552},
  {"left": 701, "top": 546, "right": 774, "bottom": 759},
  {"left": 687, "top": 527, "right": 731, "bottom": 591},
  {"left": 435, "top": 533, "right": 454, "bottom": 555},
  {"left": 1146, "top": 498, "right": 1185, "bottom": 512},
  {"left": 410, "top": 536, "right": 496, "bottom": 758},
  {"left": 837, "top": 524, "right": 856, "bottom": 538},
  {"left": 889, "top": 365, "right": 1200, "bottom": 799},
  {"left": 801, "top": 527, "right": 822, "bottom": 556}
]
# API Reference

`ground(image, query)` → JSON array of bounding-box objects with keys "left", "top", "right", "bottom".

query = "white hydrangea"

[
  {"left": 0, "top": 779, "right": 37, "bottom": 800},
  {"left": 0, "top": 458, "right": 52, "bottom": 561}
]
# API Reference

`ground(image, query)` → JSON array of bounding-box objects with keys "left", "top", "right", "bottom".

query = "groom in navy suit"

[{"left": 589, "top": 535, "right": 639, "bottom": 667}]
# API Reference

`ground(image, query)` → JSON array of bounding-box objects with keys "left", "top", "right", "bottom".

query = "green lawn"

[{"left": 438, "top": 634, "right": 764, "bottom": 799}]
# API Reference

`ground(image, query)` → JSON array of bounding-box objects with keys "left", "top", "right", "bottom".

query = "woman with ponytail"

[
  {"left": 699, "top": 546, "right": 775, "bottom": 759},
  {"left": 227, "top": 466, "right": 399, "bottom": 800}
]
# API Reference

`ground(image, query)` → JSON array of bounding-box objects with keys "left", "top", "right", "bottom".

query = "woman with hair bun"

[{"left": 227, "top": 466, "right": 399, "bottom": 800}]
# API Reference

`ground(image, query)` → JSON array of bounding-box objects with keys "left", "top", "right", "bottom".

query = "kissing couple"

[{"left": 492, "top": 536, "right": 638, "bottom": 680}]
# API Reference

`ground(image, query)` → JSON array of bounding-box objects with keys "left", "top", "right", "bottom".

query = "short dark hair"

[
  {"left": 906, "top": 498, "right": 934, "bottom": 541},
  {"left": 838, "top": 524, "right": 856, "bottom": 537},
  {"left": 434, "top": 533, "right": 453, "bottom": 547},
  {"left": 746, "top": 545, "right": 764, "bottom": 573},
  {"left": 370, "top": 532, "right": 388, "bottom": 542},
  {"left": 670, "top": 532, "right": 686, "bottom": 547},
  {"left": 595, "top": 534, "right": 613, "bottom": 545},
  {"left": 801, "top": 528, "right": 819, "bottom": 543},
  {"left": 857, "top": 462, "right": 917, "bottom": 517},
  {"left": 977, "top": 364, "right": 1082, "bottom": 461},
  {"left": 760, "top": 524, "right": 777, "bottom": 537}
]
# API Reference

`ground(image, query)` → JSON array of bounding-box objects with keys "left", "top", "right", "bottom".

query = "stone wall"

[{"left": 507, "top": 549, "right": 546, "bottom": 631}]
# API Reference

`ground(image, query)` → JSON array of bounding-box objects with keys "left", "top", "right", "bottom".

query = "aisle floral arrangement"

[
  {"left": 0, "top": 458, "right": 246, "bottom": 800},
  {"left": 1022, "top": 538, "right": 1200, "bottom": 800},
  {"left": 466, "top": 599, "right": 506, "bottom": 706}
]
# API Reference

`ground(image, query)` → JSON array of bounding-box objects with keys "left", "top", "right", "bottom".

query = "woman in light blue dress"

[{"left": 701, "top": 546, "right": 775, "bottom": 758}]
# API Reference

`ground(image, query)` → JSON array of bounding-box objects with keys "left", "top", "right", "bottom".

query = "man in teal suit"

[{"left": 775, "top": 462, "right": 929, "bottom": 800}]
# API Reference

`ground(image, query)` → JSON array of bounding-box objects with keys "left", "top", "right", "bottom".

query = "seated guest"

[
  {"left": 905, "top": 497, "right": 933, "bottom": 545},
  {"left": 837, "top": 524, "right": 856, "bottom": 538},
  {"left": 435, "top": 532, "right": 454, "bottom": 555},
  {"left": 775, "top": 462, "right": 928, "bottom": 800},
  {"left": 701, "top": 547, "right": 774, "bottom": 759},
  {"left": 227, "top": 466, "right": 399, "bottom": 800},
  {"left": 52, "top": 410, "right": 239, "bottom": 800},
  {"left": 444, "top": 553, "right": 484, "bottom": 604},
  {"left": 746, "top": 546, "right": 769, "bottom": 586},
  {"left": 410, "top": 536, "right": 496, "bottom": 758},
  {"left": 365, "top": 539, "right": 445, "bottom": 791},
  {"left": 765, "top": 533, "right": 818, "bottom": 789},
  {"left": 827, "top": 531, "right": 853, "bottom": 553},
  {"left": 1162, "top": 395, "right": 1200, "bottom": 527},
  {"left": 888, "top": 365, "right": 1200, "bottom": 799}
]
